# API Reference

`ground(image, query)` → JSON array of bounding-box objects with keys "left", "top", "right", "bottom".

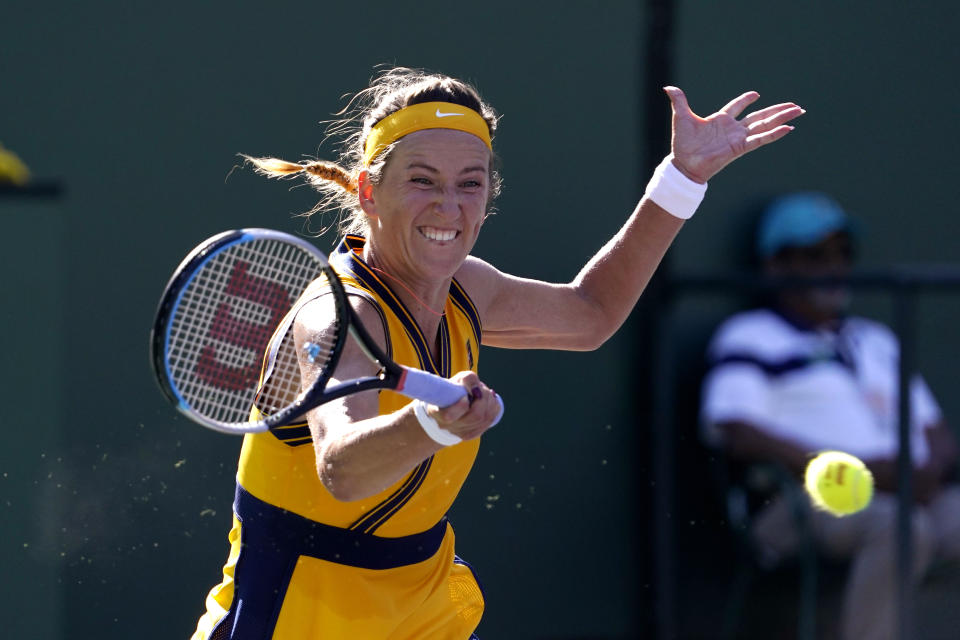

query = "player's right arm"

[{"left": 293, "top": 296, "right": 496, "bottom": 501}]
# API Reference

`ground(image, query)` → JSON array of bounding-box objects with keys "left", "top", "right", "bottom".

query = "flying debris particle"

[
  {"left": 174, "top": 459, "right": 186, "bottom": 469},
  {"left": 199, "top": 508, "right": 216, "bottom": 517}
]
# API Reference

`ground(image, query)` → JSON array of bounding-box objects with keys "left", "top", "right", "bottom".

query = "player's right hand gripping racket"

[{"left": 150, "top": 228, "right": 503, "bottom": 435}]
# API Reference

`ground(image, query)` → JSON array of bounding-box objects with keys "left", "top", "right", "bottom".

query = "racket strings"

[
  {"left": 256, "top": 293, "right": 343, "bottom": 417},
  {"left": 166, "top": 238, "right": 326, "bottom": 424}
]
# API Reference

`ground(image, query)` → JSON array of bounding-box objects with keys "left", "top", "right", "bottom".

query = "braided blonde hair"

[{"left": 244, "top": 67, "right": 501, "bottom": 236}]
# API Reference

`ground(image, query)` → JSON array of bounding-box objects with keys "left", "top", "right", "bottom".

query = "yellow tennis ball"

[
  {"left": 804, "top": 451, "right": 874, "bottom": 516},
  {"left": 0, "top": 143, "right": 31, "bottom": 186}
]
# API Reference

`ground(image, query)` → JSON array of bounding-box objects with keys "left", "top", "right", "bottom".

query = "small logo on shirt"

[{"left": 466, "top": 340, "right": 474, "bottom": 369}]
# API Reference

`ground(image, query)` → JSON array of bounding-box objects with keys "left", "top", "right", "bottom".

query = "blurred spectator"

[{"left": 700, "top": 192, "right": 960, "bottom": 640}]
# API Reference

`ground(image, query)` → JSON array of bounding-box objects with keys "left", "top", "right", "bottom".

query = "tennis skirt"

[{"left": 191, "top": 485, "right": 484, "bottom": 640}]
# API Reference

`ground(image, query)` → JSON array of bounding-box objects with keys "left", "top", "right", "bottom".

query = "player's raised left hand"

[{"left": 665, "top": 86, "right": 804, "bottom": 184}]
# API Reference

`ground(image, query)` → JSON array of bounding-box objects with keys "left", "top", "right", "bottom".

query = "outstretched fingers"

[
  {"left": 666, "top": 86, "right": 804, "bottom": 182},
  {"left": 743, "top": 105, "right": 805, "bottom": 151},
  {"left": 744, "top": 125, "right": 796, "bottom": 152},
  {"left": 742, "top": 103, "right": 805, "bottom": 131},
  {"left": 719, "top": 91, "right": 760, "bottom": 119}
]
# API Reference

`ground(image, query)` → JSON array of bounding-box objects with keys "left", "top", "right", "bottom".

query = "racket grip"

[{"left": 399, "top": 367, "right": 504, "bottom": 427}]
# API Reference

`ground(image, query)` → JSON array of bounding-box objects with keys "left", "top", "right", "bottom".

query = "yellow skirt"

[{"left": 191, "top": 486, "right": 484, "bottom": 640}]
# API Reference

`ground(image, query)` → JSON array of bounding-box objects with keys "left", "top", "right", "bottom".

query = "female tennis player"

[{"left": 191, "top": 67, "right": 803, "bottom": 639}]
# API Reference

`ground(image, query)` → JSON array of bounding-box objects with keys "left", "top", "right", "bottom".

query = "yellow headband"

[{"left": 363, "top": 101, "right": 492, "bottom": 166}]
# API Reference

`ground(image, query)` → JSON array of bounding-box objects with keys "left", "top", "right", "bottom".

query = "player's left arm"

[
  {"left": 460, "top": 208, "right": 682, "bottom": 351},
  {"left": 461, "top": 88, "right": 803, "bottom": 350}
]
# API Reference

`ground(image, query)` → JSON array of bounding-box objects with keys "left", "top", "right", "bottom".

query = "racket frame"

[
  {"left": 151, "top": 229, "right": 337, "bottom": 434},
  {"left": 151, "top": 228, "right": 500, "bottom": 436}
]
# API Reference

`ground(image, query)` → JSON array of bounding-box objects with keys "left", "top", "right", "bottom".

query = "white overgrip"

[{"left": 399, "top": 366, "right": 504, "bottom": 427}]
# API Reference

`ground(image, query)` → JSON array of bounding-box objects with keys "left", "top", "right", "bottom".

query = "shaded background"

[{"left": 2, "top": 1, "right": 959, "bottom": 638}]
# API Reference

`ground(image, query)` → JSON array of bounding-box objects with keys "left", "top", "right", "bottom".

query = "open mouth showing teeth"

[{"left": 419, "top": 227, "right": 459, "bottom": 242}]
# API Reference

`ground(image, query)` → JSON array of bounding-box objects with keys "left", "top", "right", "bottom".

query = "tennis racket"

[{"left": 150, "top": 228, "right": 503, "bottom": 435}]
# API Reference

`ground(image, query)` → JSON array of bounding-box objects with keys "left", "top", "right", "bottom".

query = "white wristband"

[
  {"left": 644, "top": 154, "right": 708, "bottom": 220},
  {"left": 413, "top": 400, "right": 463, "bottom": 446}
]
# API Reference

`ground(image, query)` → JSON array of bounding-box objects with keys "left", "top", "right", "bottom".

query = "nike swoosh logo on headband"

[{"left": 435, "top": 109, "right": 464, "bottom": 118}]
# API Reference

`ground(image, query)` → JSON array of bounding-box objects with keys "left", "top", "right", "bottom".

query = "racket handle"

[{"left": 398, "top": 367, "right": 504, "bottom": 427}]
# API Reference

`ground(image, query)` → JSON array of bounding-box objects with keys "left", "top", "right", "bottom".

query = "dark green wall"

[{"left": 3, "top": 1, "right": 959, "bottom": 639}]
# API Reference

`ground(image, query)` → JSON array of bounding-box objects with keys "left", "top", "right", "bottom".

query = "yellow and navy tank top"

[{"left": 235, "top": 235, "right": 484, "bottom": 539}]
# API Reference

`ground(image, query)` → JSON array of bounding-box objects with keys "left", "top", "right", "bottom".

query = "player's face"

[{"left": 364, "top": 129, "right": 491, "bottom": 282}]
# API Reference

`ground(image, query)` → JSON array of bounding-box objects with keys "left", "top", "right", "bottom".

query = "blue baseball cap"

[{"left": 756, "top": 192, "right": 854, "bottom": 258}]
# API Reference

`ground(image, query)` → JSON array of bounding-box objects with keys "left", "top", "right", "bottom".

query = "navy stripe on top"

[
  {"left": 349, "top": 457, "right": 433, "bottom": 534},
  {"left": 332, "top": 236, "right": 435, "bottom": 372},
  {"left": 450, "top": 278, "right": 482, "bottom": 347},
  {"left": 331, "top": 236, "right": 450, "bottom": 534}
]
